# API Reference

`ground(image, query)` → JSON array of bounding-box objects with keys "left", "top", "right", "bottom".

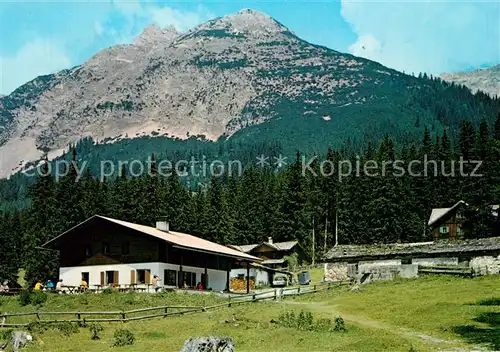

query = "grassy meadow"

[{"left": 0, "top": 275, "right": 499, "bottom": 351}]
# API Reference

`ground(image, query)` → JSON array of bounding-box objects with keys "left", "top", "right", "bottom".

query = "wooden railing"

[
  {"left": 0, "top": 280, "right": 352, "bottom": 328},
  {"left": 418, "top": 265, "right": 473, "bottom": 277}
]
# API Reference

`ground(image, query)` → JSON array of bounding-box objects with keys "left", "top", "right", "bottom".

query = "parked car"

[{"left": 272, "top": 275, "right": 288, "bottom": 287}]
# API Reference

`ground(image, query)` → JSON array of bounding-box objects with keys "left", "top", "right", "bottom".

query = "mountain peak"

[
  {"left": 133, "top": 24, "right": 179, "bottom": 47},
  {"left": 196, "top": 9, "right": 288, "bottom": 37}
]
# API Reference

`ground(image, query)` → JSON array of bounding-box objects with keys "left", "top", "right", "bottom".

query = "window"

[
  {"left": 102, "top": 243, "right": 110, "bottom": 255},
  {"left": 136, "top": 269, "right": 151, "bottom": 284},
  {"left": 181, "top": 272, "right": 196, "bottom": 287},
  {"left": 85, "top": 245, "right": 92, "bottom": 257},
  {"left": 164, "top": 269, "right": 177, "bottom": 286},
  {"left": 439, "top": 226, "right": 449, "bottom": 234},
  {"left": 81, "top": 272, "right": 89, "bottom": 284},
  {"left": 121, "top": 242, "right": 130, "bottom": 255},
  {"left": 105, "top": 271, "right": 115, "bottom": 284}
]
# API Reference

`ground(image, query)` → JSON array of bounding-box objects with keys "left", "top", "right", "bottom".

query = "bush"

[
  {"left": 113, "top": 329, "right": 135, "bottom": 347},
  {"left": 18, "top": 290, "right": 31, "bottom": 306},
  {"left": 102, "top": 286, "right": 117, "bottom": 295},
  {"left": 26, "top": 321, "right": 79, "bottom": 336},
  {"left": 334, "top": 316, "right": 346, "bottom": 332},
  {"left": 26, "top": 321, "right": 49, "bottom": 334},
  {"left": 30, "top": 292, "right": 48, "bottom": 306},
  {"left": 53, "top": 322, "right": 79, "bottom": 336},
  {"left": 89, "top": 323, "right": 103, "bottom": 340},
  {"left": 277, "top": 310, "right": 347, "bottom": 332},
  {"left": 278, "top": 310, "right": 296, "bottom": 329},
  {"left": 0, "top": 329, "right": 13, "bottom": 340},
  {"left": 297, "top": 310, "right": 314, "bottom": 331}
]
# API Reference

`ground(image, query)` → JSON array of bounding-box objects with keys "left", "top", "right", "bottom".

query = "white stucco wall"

[
  {"left": 359, "top": 259, "right": 401, "bottom": 273},
  {"left": 60, "top": 262, "right": 229, "bottom": 291}
]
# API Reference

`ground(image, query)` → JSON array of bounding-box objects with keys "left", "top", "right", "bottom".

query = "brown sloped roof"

[
  {"left": 43, "top": 215, "right": 261, "bottom": 262},
  {"left": 228, "top": 240, "right": 298, "bottom": 253},
  {"left": 227, "top": 244, "right": 259, "bottom": 252},
  {"left": 324, "top": 237, "right": 500, "bottom": 261}
]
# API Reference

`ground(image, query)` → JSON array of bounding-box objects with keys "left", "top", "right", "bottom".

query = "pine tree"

[
  {"left": 275, "top": 153, "right": 309, "bottom": 258},
  {"left": 23, "top": 161, "right": 60, "bottom": 287},
  {"left": 54, "top": 148, "right": 85, "bottom": 232},
  {"left": 0, "top": 211, "right": 22, "bottom": 285}
]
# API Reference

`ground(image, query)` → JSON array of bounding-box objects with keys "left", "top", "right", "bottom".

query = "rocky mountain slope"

[
  {"left": 0, "top": 9, "right": 498, "bottom": 179},
  {"left": 440, "top": 65, "right": 499, "bottom": 97}
]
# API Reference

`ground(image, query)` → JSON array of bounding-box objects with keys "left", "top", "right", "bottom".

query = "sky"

[{"left": 0, "top": 0, "right": 498, "bottom": 95}]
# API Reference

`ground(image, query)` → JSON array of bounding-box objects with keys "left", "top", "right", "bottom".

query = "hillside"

[
  {"left": 441, "top": 64, "right": 499, "bottom": 98},
  {"left": 0, "top": 9, "right": 499, "bottom": 179}
]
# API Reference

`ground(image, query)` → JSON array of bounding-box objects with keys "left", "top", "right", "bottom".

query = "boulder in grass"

[
  {"left": 180, "top": 336, "right": 234, "bottom": 352},
  {"left": 0, "top": 331, "right": 33, "bottom": 352}
]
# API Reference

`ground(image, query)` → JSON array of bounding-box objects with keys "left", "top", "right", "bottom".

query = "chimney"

[
  {"left": 156, "top": 220, "right": 169, "bottom": 232},
  {"left": 268, "top": 236, "right": 273, "bottom": 244}
]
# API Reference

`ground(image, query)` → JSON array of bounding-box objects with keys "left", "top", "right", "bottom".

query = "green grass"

[
  {"left": 296, "top": 275, "right": 500, "bottom": 350},
  {"left": 1, "top": 276, "right": 500, "bottom": 351},
  {"left": 18, "top": 303, "right": 424, "bottom": 352}
]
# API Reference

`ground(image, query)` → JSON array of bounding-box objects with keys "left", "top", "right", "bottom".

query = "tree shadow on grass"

[
  {"left": 476, "top": 298, "right": 500, "bottom": 306},
  {"left": 452, "top": 301, "right": 500, "bottom": 349}
]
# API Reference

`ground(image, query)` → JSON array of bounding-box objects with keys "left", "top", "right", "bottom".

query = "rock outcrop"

[
  {"left": 440, "top": 64, "right": 499, "bottom": 97},
  {"left": 180, "top": 336, "right": 234, "bottom": 352}
]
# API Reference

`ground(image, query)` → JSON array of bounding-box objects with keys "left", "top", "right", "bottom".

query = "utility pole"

[
  {"left": 335, "top": 191, "right": 339, "bottom": 247},
  {"left": 335, "top": 208, "right": 339, "bottom": 247},
  {"left": 324, "top": 218, "right": 328, "bottom": 252},
  {"left": 312, "top": 217, "right": 315, "bottom": 266},
  {"left": 324, "top": 200, "right": 328, "bottom": 252}
]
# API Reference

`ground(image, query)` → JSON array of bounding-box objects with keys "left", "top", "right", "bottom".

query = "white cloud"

[
  {"left": 149, "top": 6, "right": 210, "bottom": 31},
  {"left": 0, "top": 2, "right": 213, "bottom": 94},
  {"left": 348, "top": 34, "right": 381, "bottom": 60},
  {"left": 108, "top": 1, "right": 213, "bottom": 43},
  {"left": 0, "top": 38, "right": 71, "bottom": 94},
  {"left": 341, "top": 0, "right": 500, "bottom": 74}
]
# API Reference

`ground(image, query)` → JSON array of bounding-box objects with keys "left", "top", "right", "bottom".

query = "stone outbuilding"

[{"left": 323, "top": 237, "right": 500, "bottom": 284}]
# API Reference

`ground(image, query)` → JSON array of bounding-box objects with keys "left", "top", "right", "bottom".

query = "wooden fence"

[
  {"left": 0, "top": 280, "right": 352, "bottom": 328},
  {"left": 418, "top": 265, "right": 473, "bottom": 277}
]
